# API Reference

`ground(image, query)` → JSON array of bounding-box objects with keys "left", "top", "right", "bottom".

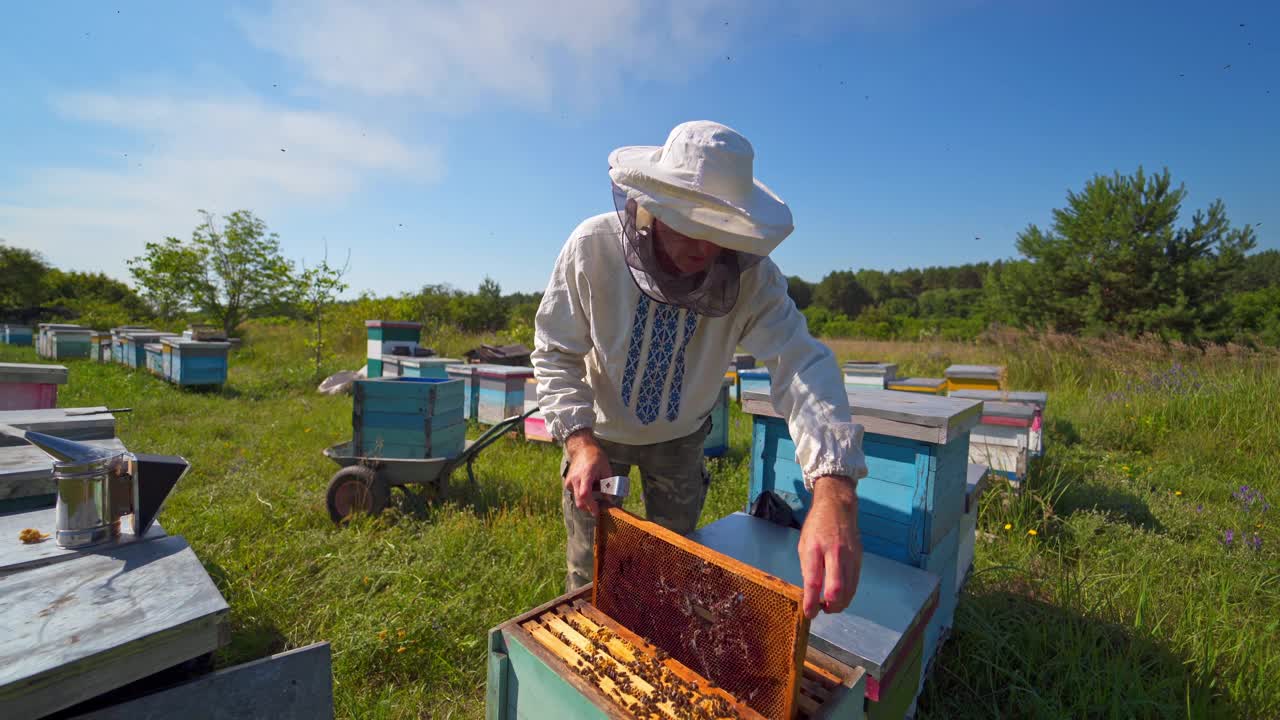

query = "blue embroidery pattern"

[
  {"left": 635, "top": 303, "right": 679, "bottom": 424},
  {"left": 665, "top": 311, "right": 699, "bottom": 421},
  {"left": 621, "top": 295, "right": 650, "bottom": 408}
]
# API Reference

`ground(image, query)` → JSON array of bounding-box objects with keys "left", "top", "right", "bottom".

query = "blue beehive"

[
  {"left": 400, "top": 356, "right": 460, "bottom": 380},
  {"left": 446, "top": 364, "right": 479, "bottom": 420},
  {"left": 702, "top": 377, "right": 731, "bottom": 458},
  {"left": 121, "top": 331, "right": 178, "bottom": 369},
  {"left": 352, "top": 377, "right": 466, "bottom": 459},
  {"left": 738, "top": 367, "right": 770, "bottom": 398},
  {"left": 144, "top": 343, "right": 165, "bottom": 376},
  {"left": 474, "top": 365, "right": 535, "bottom": 425},
  {"left": 3, "top": 325, "right": 33, "bottom": 346},
  {"left": 162, "top": 337, "right": 230, "bottom": 387},
  {"left": 740, "top": 388, "right": 982, "bottom": 673}
]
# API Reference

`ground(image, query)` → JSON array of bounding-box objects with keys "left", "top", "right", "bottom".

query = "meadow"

[{"left": 6, "top": 326, "right": 1277, "bottom": 719}]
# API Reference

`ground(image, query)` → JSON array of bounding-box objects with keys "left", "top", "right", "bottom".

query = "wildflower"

[
  {"left": 397, "top": 646, "right": 407, "bottom": 653},
  {"left": 1004, "top": 523, "right": 1012, "bottom": 531},
  {"left": 397, "top": 629, "right": 406, "bottom": 639},
  {"left": 1175, "top": 491, "right": 1182, "bottom": 497},
  {"left": 1196, "top": 504, "right": 1204, "bottom": 513},
  {"left": 377, "top": 630, "right": 387, "bottom": 641},
  {"left": 1027, "top": 529, "right": 1038, "bottom": 537},
  {"left": 305, "top": 428, "right": 312, "bottom": 433},
  {"left": 363, "top": 576, "right": 370, "bottom": 585},
  {"left": 1248, "top": 534, "right": 1263, "bottom": 551},
  {"left": 1223, "top": 529, "right": 1235, "bottom": 547}
]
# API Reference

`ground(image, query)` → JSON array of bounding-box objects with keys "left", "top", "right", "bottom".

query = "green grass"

[{"left": 7, "top": 326, "right": 1277, "bottom": 719}]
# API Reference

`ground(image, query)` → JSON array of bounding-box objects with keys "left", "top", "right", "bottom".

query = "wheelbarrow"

[{"left": 322, "top": 407, "right": 538, "bottom": 524}]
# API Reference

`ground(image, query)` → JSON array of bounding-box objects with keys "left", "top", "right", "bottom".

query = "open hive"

[
  {"left": 518, "top": 595, "right": 852, "bottom": 719},
  {"left": 591, "top": 509, "right": 809, "bottom": 719}
]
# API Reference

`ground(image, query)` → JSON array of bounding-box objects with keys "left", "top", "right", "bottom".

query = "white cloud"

[
  {"left": 239, "top": 0, "right": 747, "bottom": 111},
  {"left": 0, "top": 93, "right": 439, "bottom": 280}
]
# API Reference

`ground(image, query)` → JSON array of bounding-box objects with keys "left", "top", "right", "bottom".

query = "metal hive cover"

[{"left": 592, "top": 508, "right": 809, "bottom": 719}]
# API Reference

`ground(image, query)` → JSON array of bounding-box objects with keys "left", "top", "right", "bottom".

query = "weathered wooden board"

[
  {"left": 0, "top": 534, "right": 229, "bottom": 718},
  {"left": 742, "top": 389, "right": 981, "bottom": 445},
  {"left": 0, "top": 407, "right": 116, "bottom": 446},
  {"left": 0, "top": 505, "right": 166, "bottom": 576},
  {"left": 0, "top": 362, "right": 69, "bottom": 385},
  {"left": 67, "top": 642, "right": 333, "bottom": 720}
]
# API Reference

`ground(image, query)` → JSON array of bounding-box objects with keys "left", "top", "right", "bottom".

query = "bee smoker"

[{"left": 1, "top": 423, "right": 189, "bottom": 548}]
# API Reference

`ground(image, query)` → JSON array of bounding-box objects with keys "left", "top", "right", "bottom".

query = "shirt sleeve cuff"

[{"left": 549, "top": 408, "right": 596, "bottom": 444}]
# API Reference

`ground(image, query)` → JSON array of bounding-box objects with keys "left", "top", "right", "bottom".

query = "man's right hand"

[{"left": 564, "top": 429, "right": 612, "bottom": 515}]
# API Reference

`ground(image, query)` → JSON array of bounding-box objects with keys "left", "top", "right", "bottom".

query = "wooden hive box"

[
  {"left": 742, "top": 389, "right": 982, "bottom": 673},
  {"left": 400, "top": 356, "right": 461, "bottom": 380},
  {"left": 966, "top": 400, "right": 1036, "bottom": 484},
  {"left": 143, "top": 343, "right": 165, "bottom": 376},
  {"left": 474, "top": 364, "right": 535, "bottom": 425},
  {"left": 690, "top": 512, "right": 941, "bottom": 719},
  {"left": 0, "top": 407, "right": 118, "bottom": 511},
  {"left": 4, "top": 325, "right": 33, "bottom": 346},
  {"left": 0, "top": 362, "right": 67, "bottom": 412},
  {"left": 365, "top": 320, "right": 422, "bottom": 378},
  {"left": 742, "top": 389, "right": 980, "bottom": 566},
  {"left": 725, "top": 368, "right": 739, "bottom": 402},
  {"left": 523, "top": 377, "right": 552, "bottom": 442},
  {"left": 956, "top": 463, "right": 990, "bottom": 596},
  {"left": 49, "top": 327, "right": 94, "bottom": 361},
  {"left": 37, "top": 324, "right": 84, "bottom": 359},
  {"left": 487, "top": 586, "right": 868, "bottom": 720},
  {"left": 162, "top": 337, "right": 231, "bottom": 387},
  {"left": 739, "top": 367, "right": 771, "bottom": 398},
  {"left": 352, "top": 377, "right": 466, "bottom": 459},
  {"left": 703, "top": 377, "right": 731, "bottom": 458},
  {"left": 87, "top": 330, "right": 112, "bottom": 362},
  {"left": 885, "top": 377, "right": 946, "bottom": 396},
  {"left": 842, "top": 362, "right": 897, "bottom": 392},
  {"left": 446, "top": 364, "right": 479, "bottom": 420},
  {"left": 109, "top": 326, "right": 151, "bottom": 364},
  {"left": 944, "top": 364, "right": 1006, "bottom": 393},
  {"left": 121, "top": 332, "right": 178, "bottom": 369},
  {"left": 950, "top": 389, "right": 1048, "bottom": 456},
  {"left": 490, "top": 510, "right": 873, "bottom": 719}
]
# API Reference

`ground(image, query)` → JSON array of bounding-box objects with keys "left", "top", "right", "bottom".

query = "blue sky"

[{"left": 1, "top": 0, "right": 1276, "bottom": 296}]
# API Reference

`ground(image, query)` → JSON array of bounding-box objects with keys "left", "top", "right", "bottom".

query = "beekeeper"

[{"left": 532, "top": 120, "right": 868, "bottom": 619}]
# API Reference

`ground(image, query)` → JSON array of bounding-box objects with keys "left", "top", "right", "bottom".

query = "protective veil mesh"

[{"left": 613, "top": 182, "right": 763, "bottom": 318}]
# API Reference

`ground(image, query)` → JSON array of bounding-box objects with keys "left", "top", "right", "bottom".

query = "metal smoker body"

[{"left": 1, "top": 423, "right": 188, "bottom": 549}]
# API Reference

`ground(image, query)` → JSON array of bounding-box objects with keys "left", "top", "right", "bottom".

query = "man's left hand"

[{"left": 797, "top": 475, "right": 862, "bottom": 619}]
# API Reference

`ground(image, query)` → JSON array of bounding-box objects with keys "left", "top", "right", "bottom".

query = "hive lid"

[
  {"left": 741, "top": 389, "right": 983, "bottom": 444},
  {"left": 950, "top": 388, "right": 1048, "bottom": 408},
  {"left": 688, "top": 512, "right": 939, "bottom": 680},
  {"left": 473, "top": 364, "right": 535, "bottom": 379},
  {"left": 364, "top": 320, "right": 422, "bottom": 329},
  {"left": 594, "top": 508, "right": 808, "bottom": 719},
  {"left": 0, "top": 362, "right": 69, "bottom": 385},
  {"left": 944, "top": 364, "right": 1005, "bottom": 380},
  {"left": 887, "top": 377, "right": 947, "bottom": 389}
]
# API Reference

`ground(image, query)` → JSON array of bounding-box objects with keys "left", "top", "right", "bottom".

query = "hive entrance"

[{"left": 592, "top": 509, "right": 809, "bottom": 719}]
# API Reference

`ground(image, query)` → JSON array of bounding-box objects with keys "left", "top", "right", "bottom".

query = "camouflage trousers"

[{"left": 561, "top": 419, "right": 712, "bottom": 593}]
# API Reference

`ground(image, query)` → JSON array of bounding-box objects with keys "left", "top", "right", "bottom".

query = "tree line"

[
  {"left": 2, "top": 166, "right": 1276, "bottom": 349},
  {"left": 787, "top": 168, "right": 1278, "bottom": 345}
]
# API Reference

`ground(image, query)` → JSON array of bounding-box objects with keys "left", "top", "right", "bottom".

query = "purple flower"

[
  {"left": 1223, "top": 529, "right": 1235, "bottom": 547},
  {"left": 1196, "top": 504, "right": 1203, "bottom": 513},
  {"left": 1248, "top": 534, "right": 1263, "bottom": 551}
]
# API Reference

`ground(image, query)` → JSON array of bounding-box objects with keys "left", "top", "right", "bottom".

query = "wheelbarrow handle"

[{"left": 455, "top": 406, "right": 541, "bottom": 485}]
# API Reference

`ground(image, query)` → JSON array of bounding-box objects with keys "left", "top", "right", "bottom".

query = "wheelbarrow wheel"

[{"left": 326, "top": 465, "right": 389, "bottom": 524}]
